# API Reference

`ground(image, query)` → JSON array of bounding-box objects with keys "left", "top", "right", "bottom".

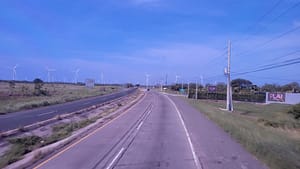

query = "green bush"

[
  {"left": 0, "top": 136, "right": 43, "bottom": 168},
  {"left": 287, "top": 103, "right": 300, "bottom": 119}
]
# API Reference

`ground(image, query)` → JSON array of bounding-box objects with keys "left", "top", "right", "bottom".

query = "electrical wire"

[
  {"left": 233, "top": 0, "right": 284, "bottom": 44},
  {"left": 239, "top": 74, "right": 299, "bottom": 82},
  {"left": 233, "top": 58, "right": 300, "bottom": 76},
  {"left": 269, "top": 49, "right": 300, "bottom": 61},
  {"left": 235, "top": 25, "right": 300, "bottom": 57}
]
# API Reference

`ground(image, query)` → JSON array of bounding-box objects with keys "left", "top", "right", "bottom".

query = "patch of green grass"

[
  {"left": 0, "top": 136, "right": 43, "bottom": 168},
  {"left": 43, "top": 118, "right": 97, "bottom": 145},
  {"left": 186, "top": 99, "right": 300, "bottom": 169},
  {"left": 0, "top": 117, "right": 98, "bottom": 168},
  {"left": 287, "top": 103, "right": 300, "bottom": 120}
]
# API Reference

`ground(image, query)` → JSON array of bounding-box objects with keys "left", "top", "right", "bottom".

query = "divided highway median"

[{"left": 0, "top": 88, "right": 143, "bottom": 169}]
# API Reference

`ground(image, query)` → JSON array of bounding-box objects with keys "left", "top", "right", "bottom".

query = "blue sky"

[{"left": 0, "top": 0, "right": 300, "bottom": 85}]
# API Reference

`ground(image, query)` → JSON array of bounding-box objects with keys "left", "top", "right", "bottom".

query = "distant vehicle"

[{"left": 147, "top": 88, "right": 150, "bottom": 91}]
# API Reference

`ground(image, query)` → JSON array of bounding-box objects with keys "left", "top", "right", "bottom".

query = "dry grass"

[
  {"left": 0, "top": 82, "right": 120, "bottom": 114},
  {"left": 187, "top": 99, "right": 300, "bottom": 169}
]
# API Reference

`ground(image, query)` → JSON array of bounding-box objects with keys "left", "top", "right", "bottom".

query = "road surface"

[
  {"left": 0, "top": 88, "right": 136, "bottom": 132},
  {"left": 32, "top": 91, "right": 267, "bottom": 169}
]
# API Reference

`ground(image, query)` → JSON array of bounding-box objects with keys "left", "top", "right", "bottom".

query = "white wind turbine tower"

[
  {"left": 12, "top": 64, "right": 18, "bottom": 81},
  {"left": 145, "top": 73, "right": 150, "bottom": 89},
  {"left": 73, "top": 68, "right": 80, "bottom": 84},
  {"left": 101, "top": 72, "right": 104, "bottom": 84},
  {"left": 175, "top": 75, "right": 180, "bottom": 84},
  {"left": 46, "top": 67, "right": 56, "bottom": 82}
]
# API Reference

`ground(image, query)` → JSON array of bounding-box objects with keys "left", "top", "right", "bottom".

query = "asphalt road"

[
  {"left": 0, "top": 88, "right": 136, "bottom": 132},
  {"left": 33, "top": 91, "right": 267, "bottom": 169}
]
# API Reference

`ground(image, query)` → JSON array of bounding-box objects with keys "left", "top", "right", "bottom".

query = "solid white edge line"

[
  {"left": 106, "top": 147, "right": 125, "bottom": 169},
  {"left": 165, "top": 95, "right": 202, "bottom": 169}
]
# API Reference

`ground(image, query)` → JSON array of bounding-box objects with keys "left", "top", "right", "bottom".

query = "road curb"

[{"left": 4, "top": 91, "right": 145, "bottom": 169}]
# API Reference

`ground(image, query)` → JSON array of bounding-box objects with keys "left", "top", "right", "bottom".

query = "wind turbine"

[
  {"left": 145, "top": 73, "right": 150, "bottom": 89},
  {"left": 46, "top": 67, "right": 56, "bottom": 82},
  {"left": 101, "top": 72, "right": 104, "bottom": 84},
  {"left": 175, "top": 75, "right": 180, "bottom": 84},
  {"left": 73, "top": 68, "right": 80, "bottom": 84},
  {"left": 12, "top": 64, "right": 18, "bottom": 81}
]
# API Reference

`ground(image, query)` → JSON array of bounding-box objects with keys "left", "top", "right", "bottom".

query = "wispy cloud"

[
  {"left": 293, "top": 20, "right": 300, "bottom": 28},
  {"left": 130, "top": 0, "right": 161, "bottom": 5}
]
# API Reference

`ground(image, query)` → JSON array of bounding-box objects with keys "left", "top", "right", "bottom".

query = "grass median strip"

[
  {"left": 0, "top": 118, "right": 97, "bottom": 168},
  {"left": 186, "top": 99, "right": 300, "bottom": 169}
]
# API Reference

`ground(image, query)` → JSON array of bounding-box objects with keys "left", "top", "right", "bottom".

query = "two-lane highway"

[
  {"left": 32, "top": 91, "right": 267, "bottom": 169},
  {"left": 0, "top": 88, "right": 136, "bottom": 132}
]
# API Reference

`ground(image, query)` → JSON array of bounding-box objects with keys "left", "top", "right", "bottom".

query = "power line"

[
  {"left": 249, "top": 49, "right": 300, "bottom": 69},
  {"left": 202, "top": 47, "right": 227, "bottom": 65},
  {"left": 233, "top": 0, "right": 284, "bottom": 44},
  {"left": 233, "top": 0, "right": 300, "bottom": 44},
  {"left": 233, "top": 58, "right": 300, "bottom": 76},
  {"left": 270, "top": 0, "right": 300, "bottom": 24},
  {"left": 270, "top": 49, "right": 300, "bottom": 61},
  {"left": 233, "top": 49, "right": 300, "bottom": 74},
  {"left": 235, "top": 25, "right": 300, "bottom": 57},
  {"left": 258, "top": 57, "right": 300, "bottom": 69},
  {"left": 242, "top": 74, "right": 299, "bottom": 82},
  {"left": 254, "top": 0, "right": 284, "bottom": 26},
  {"left": 203, "top": 50, "right": 227, "bottom": 67}
]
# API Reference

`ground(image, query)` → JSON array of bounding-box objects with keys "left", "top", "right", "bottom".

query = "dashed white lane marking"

[
  {"left": 83, "top": 102, "right": 91, "bottom": 105},
  {"left": 106, "top": 147, "right": 125, "bottom": 169},
  {"left": 136, "top": 121, "right": 144, "bottom": 131},
  {"left": 37, "top": 111, "right": 56, "bottom": 116},
  {"left": 165, "top": 95, "right": 202, "bottom": 169}
]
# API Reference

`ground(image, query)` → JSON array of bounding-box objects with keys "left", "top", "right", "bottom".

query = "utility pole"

[
  {"left": 160, "top": 80, "right": 163, "bottom": 91},
  {"left": 181, "top": 79, "right": 183, "bottom": 90},
  {"left": 146, "top": 74, "right": 150, "bottom": 89},
  {"left": 175, "top": 75, "right": 180, "bottom": 84},
  {"left": 187, "top": 81, "right": 190, "bottom": 98},
  {"left": 165, "top": 74, "right": 168, "bottom": 86},
  {"left": 226, "top": 40, "right": 233, "bottom": 111},
  {"left": 195, "top": 79, "right": 198, "bottom": 100},
  {"left": 200, "top": 75, "right": 203, "bottom": 87}
]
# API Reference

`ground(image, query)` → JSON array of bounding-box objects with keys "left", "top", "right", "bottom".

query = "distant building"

[{"left": 85, "top": 79, "right": 95, "bottom": 88}]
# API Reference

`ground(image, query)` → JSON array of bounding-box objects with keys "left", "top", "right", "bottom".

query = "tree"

[
  {"left": 216, "top": 82, "right": 226, "bottom": 93},
  {"left": 171, "top": 84, "right": 181, "bottom": 91},
  {"left": 231, "top": 78, "right": 252, "bottom": 88},
  {"left": 33, "top": 78, "right": 45, "bottom": 96},
  {"left": 281, "top": 82, "right": 300, "bottom": 92},
  {"left": 261, "top": 83, "right": 281, "bottom": 92},
  {"left": 125, "top": 83, "right": 134, "bottom": 88},
  {"left": 231, "top": 78, "right": 253, "bottom": 93}
]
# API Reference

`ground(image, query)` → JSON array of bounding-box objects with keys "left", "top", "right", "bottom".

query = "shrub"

[
  {"left": 287, "top": 103, "right": 300, "bottom": 120},
  {"left": 0, "top": 136, "right": 43, "bottom": 167}
]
